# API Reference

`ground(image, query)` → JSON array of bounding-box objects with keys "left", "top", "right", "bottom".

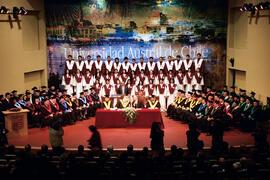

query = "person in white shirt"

[
  {"left": 165, "top": 56, "right": 174, "bottom": 74},
  {"left": 122, "top": 57, "right": 130, "bottom": 72},
  {"left": 174, "top": 55, "right": 183, "bottom": 73},
  {"left": 104, "top": 56, "right": 114, "bottom": 73},
  {"left": 120, "top": 69, "right": 130, "bottom": 84},
  {"left": 145, "top": 79, "right": 156, "bottom": 97},
  {"left": 129, "top": 58, "right": 138, "bottom": 74},
  {"left": 94, "top": 55, "right": 104, "bottom": 74},
  {"left": 193, "top": 68, "right": 204, "bottom": 90},
  {"left": 146, "top": 57, "right": 156, "bottom": 75},
  {"left": 113, "top": 57, "right": 122, "bottom": 72},
  {"left": 156, "top": 79, "right": 168, "bottom": 111},
  {"left": 101, "top": 79, "right": 113, "bottom": 97},
  {"left": 65, "top": 55, "right": 75, "bottom": 74},
  {"left": 156, "top": 57, "right": 166, "bottom": 75},
  {"left": 73, "top": 69, "right": 83, "bottom": 97},
  {"left": 175, "top": 70, "right": 185, "bottom": 90},
  {"left": 183, "top": 68, "right": 194, "bottom": 93},
  {"left": 62, "top": 69, "right": 73, "bottom": 95},
  {"left": 167, "top": 78, "right": 178, "bottom": 108},
  {"left": 137, "top": 57, "right": 147, "bottom": 72},
  {"left": 75, "top": 55, "right": 85, "bottom": 74},
  {"left": 183, "top": 54, "right": 194, "bottom": 73},
  {"left": 155, "top": 69, "right": 167, "bottom": 85},
  {"left": 83, "top": 69, "right": 95, "bottom": 91},
  {"left": 84, "top": 55, "right": 94, "bottom": 75}
]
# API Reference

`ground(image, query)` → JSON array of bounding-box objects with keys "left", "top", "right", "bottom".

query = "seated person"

[
  {"left": 101, "top": 95, "right": 113, "bottom": 109},
  {"left": 116, "top": 95, "right": 131, "bottom": 109},
  {"left": 146, "top": 95, "right": 161, "bottom": 109},
  {"left": 131, "top": 95, "right": 145, "bottom": 108}
]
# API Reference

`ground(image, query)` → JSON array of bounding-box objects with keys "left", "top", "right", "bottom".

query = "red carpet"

[{"left": 8, "top": 113, "right": 268, "bottom": 149}]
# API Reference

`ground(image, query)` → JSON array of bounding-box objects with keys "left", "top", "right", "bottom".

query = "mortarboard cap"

[
  {"left": 11, "top": 90, "right": 17, "bottom": 93},
  {"left": 230, "top": 86, "right": 236, "bottom": 89},
  {"left": 250, "top": 91, "right": 256, "bottom": 96},
  {"left": 41, "top": 86, "right": 47, "bottom": 88}
]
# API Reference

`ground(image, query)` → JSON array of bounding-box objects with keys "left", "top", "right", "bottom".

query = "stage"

[{"left": 8, "top": 113, "right": 268, "bottom": 150}]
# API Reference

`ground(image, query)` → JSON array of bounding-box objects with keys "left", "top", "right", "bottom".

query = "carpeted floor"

[{"left": 8, "top": 113, "right": 267, "bottom": 149}]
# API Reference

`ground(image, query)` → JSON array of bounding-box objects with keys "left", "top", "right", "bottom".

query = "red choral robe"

[
  {"left": 194, "top": 72, "right": 203, "bottom": 84},
  {"left": 84, "top": 60, "right": 95, "bottom": 75},
  {"left": 167, "top": 74, "right": 175, "bottom": 83},
  {"left": 185, "top": 72, "right": 193, "bottom": 84},
  {"left": 65, "top": 60, "right": 75, "bottom": 74},
  {"left": 157, "top": 84, "right": 166, "bottom": 95},
  {"left": 74, "top": 61, "right": 86, "bottom": 74},
  {"left": 120, "top": 74, "right": 128, "bottom": 84},
  {"left": 147, "top": 84, "right": 155, "bottom": 96},
  {"left": 138, "top": 74, "right": 146, "bottom": 83},
  {"left": 126, "top": 84, "right": 134, "bottom": 94},
  {"left": 148, "top": 74, "right": 155, "bottom": 83},
  {"left": 112, "top": 74, "right": 119, "bottom": 84},
  {"left": 64, "top": 74, "right": 72, "bottom": 85},
  {"left": 176, "top": 73, "right": 185, "bottom": 84},
  {"left": 74, "top": 74, "right": 83, "bottom": 83},
  {"left": 194, "top": 58, "right": 205, "bottom": 74},
  {"left": 103, "top": 84, "right": 112, "bottom": 96},
  {"left": 168, "top": 84, "right": 177, "bottom": 94},
  {"left": 93, "top": 84, "right": 102, "bottom": 94},
  {"left": 84, "top": 74, "right": 92, "bottom": 85}
]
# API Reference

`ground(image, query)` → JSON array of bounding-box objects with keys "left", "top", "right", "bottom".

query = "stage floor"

[{"left": 8, "top": 113, "right": 268, "bottom": 150}]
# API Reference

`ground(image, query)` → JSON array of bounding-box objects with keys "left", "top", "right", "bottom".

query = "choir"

[{"left": 62, "top": 54, "right": 205, "bottom": 111}]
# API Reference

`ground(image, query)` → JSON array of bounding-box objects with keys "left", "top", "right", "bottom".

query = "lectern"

[{"left": 2, "top": 109, "right": 29, "bottom": 138}]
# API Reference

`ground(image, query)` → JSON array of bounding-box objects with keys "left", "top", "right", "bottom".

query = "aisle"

[{"left": 8, "top": 113, "right": 258, "bottom": 149}]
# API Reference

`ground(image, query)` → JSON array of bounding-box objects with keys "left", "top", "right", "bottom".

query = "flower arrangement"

[{"left": 122, "top": 107, "right": 138, "bottom": 124}]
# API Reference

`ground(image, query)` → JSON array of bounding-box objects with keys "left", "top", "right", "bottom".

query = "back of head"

[
  {"left": 127, "top": 144, "right": 133, "bottom": 153},
  {"left": 107, "top": 145, "right": 114, "bottom": 153},
  {"left": 78, "top": 145, "right": 84, "bottom": 154},
  {"left": 89, "top": 125, "right": 97, "bottom": 133},
  {"left": 41, "top": 144, "right": 48, "bottom": 153},
  {"left": 25, "top": 144, "right": 31, "bottom": 152}
]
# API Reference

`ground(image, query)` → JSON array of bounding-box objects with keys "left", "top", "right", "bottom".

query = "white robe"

[
  {"left": 122, "top": 62, "right": 130, "bottom": 72},
  {"left": 66, "top": 60, "right": 75, "bottom": 71},
  {"left": 83, "top": 74, "right": 95, "bottom": 91},
  {"left": 167, "top": 84, "right": 178, "bottom": 108},
  {"left": 75, "top": 61, "right": 85, "bottom": 72},
  {"left": 72, "top": 74, "right": 83, "bottom": 97},
  {"left": 156, "top": 61, "right": 166, "bottom": 71},
  {"left": 174, "top": 60, "right": 183, "bottom": 72},
  {"left": 113, "top": 63, "right": 122, "bottom": 72},
  {"left": 183, "top": 72, "right": 194, "bottom": 93},
  {"left": 192, "top": 73, "right": 204, "bottom": 90},
  {"left": 61, "top": 75, "right": 73, "bottom": 95},
  {"left": 84, "top": 60, "right": 94, "bottom": 71},
  {"left": 147, "top": 62, "right": 156, "bottom": 72},
  {"left": 104, "top": 61, "right": 114, "bottom": 72},
  {"left": 156, "top": 84, "right": 168, "bottom": 111},
  {"left": 183, "top": 59, "right": 193, "bottom": 71}
]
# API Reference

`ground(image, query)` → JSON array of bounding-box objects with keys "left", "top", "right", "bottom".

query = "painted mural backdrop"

[{"left": 45, "top": 0, "right": 227, "bottom": 88}]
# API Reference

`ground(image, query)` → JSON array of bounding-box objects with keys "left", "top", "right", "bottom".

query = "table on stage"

[{"left": 95, "top": 109, "right": 164, "bottom": 128}]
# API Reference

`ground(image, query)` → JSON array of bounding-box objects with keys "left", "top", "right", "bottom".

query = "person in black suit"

[
  {"left": 131, "top": 96, "right": 145, "bottom": 108},
  {"left": 117, "top": 82, "right": 128, "bottom": 95},
  {"left": 206, "top": 100, "right": 224, "bottom": 135},
  {"left": 2, "top": 92, "right": 12, "bottom": 110}
]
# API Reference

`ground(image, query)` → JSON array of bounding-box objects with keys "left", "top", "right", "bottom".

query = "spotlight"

[
  {"left": 0, "top": 6, "right": 10, "bottom": 14},
  {"left": 254, "top": 5, "right": 259, "bottom": 11},
  {"left": 13, "top": 7, "right": 19, "bottom": 18},
  {"left": 19, "top": 7, "right": 27, "bottom": 15}
]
